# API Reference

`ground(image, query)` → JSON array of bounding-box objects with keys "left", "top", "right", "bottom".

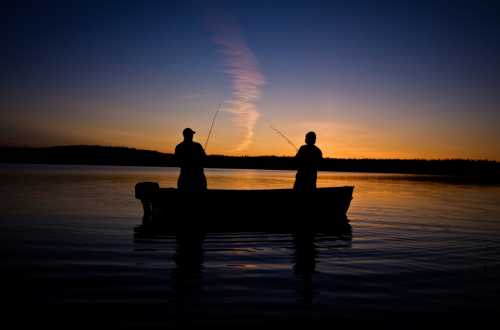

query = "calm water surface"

[{"left": 1, "top": 164, "right": 499, "bottom": 327}]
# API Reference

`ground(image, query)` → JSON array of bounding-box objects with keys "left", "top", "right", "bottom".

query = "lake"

[{"left": 1, "top": 164, "right": 499, "bottom": 328}]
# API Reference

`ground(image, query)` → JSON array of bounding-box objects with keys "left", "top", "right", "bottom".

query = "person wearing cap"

[
  {"left": 293, "top": 131, "right": 323, "bottom": 192},
  {"left": 175, "top": 128, "right": 208, "bottom": 191}
]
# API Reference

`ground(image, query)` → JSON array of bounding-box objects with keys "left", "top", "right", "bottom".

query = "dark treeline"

[
  {"left": 1, "top": 145, "right": 499, "bottom": 180},
  {"left": 0, "top": 146, "right": 173, "bottom": 167}
]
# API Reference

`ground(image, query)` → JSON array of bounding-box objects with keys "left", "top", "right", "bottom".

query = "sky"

[{"left": 2, "top": 0, "right": 500, "bottom": 159}]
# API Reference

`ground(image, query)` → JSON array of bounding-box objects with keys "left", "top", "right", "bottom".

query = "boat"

[{"left": 134, "top": 182, "right": 354, "bottom": 232}]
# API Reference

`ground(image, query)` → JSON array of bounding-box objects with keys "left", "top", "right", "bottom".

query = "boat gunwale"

[{"left": 157, "top": 186, "right": 354, "bottom": 193}]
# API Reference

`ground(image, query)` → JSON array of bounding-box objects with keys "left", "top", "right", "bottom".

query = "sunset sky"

[{"left": 2, "top": 0, "right": 500, "bottom": 159}]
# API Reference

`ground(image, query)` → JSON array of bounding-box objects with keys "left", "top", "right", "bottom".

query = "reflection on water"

[
  {"left": 171, "top": 232, "right": 205, "bottom": 325},
  {"left": 134, "top": 221, "right": 352, "bottom": 307},
  {"left": 292, "top": 232, "right": 318, "bottom": 304},
  {"left": 1, "top": 164, "right": 500, "bottom": 326}
]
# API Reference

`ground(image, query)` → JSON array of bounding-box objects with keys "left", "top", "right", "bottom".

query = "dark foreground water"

[{"left": 1, "top": 164, "right": 499, "bottom": 328}]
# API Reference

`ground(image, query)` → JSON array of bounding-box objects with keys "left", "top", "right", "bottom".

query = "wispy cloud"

[{"left": 209, "top": 17, "right": 265, "bottom": 151}]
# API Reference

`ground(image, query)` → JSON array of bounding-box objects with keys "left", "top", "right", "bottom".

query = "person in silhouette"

[
  {"left": 293, "top": 131, "right": 323, "bottom": 192},
  {"left": 175, "top": 128, "right": 208, "bottom": 191}
]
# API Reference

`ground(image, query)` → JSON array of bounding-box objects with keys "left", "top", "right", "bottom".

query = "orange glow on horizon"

[{"left": 2, "top": 97, "right": 499, "bottom": 161}]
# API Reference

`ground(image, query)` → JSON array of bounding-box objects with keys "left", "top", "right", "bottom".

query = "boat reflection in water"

[{"left": 134, "top": 219, "right": 352, "bottom": 310}]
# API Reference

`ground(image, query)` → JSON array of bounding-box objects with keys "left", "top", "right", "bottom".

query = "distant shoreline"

[{"left": 1, "top": 145, "right": 499, "bottom": 183}]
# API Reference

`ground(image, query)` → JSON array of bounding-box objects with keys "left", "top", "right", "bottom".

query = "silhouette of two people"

[
  {"left": 175, "top": 128, "right": 322, "bottom": 192},
  {"left": 293, "top": 131, "right": 323, "bottom": 192},
  {"left": 175, "top": 128, "right": 207, "bottom": 191}
]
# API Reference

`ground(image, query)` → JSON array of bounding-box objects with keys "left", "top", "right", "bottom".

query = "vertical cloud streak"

[{"left": 210, "top": 18, "right": 265, "bottom": 151}]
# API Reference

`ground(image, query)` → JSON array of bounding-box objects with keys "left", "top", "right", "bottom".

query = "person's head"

[
  {"left": 183, "top": 128, "right": 195, "bottom": 142},
  {"left": 305, "top": 131, "right": 316, "bottom": 145}
]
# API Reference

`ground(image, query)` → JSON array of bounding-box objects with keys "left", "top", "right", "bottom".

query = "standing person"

[
  {"left": 293, "top": 131, "right": 323, "bottom": 192},
  {"left": 175, "top": 128, "right": 208, "bottom": 191}
]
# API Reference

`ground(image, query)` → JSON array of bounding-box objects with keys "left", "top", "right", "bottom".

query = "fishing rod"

[
  {"left": 270, "top": 125, "right": 298, "bottom": 152},
  {"left": 204, "top": 103, "right": 223, "bottom": 150}
]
